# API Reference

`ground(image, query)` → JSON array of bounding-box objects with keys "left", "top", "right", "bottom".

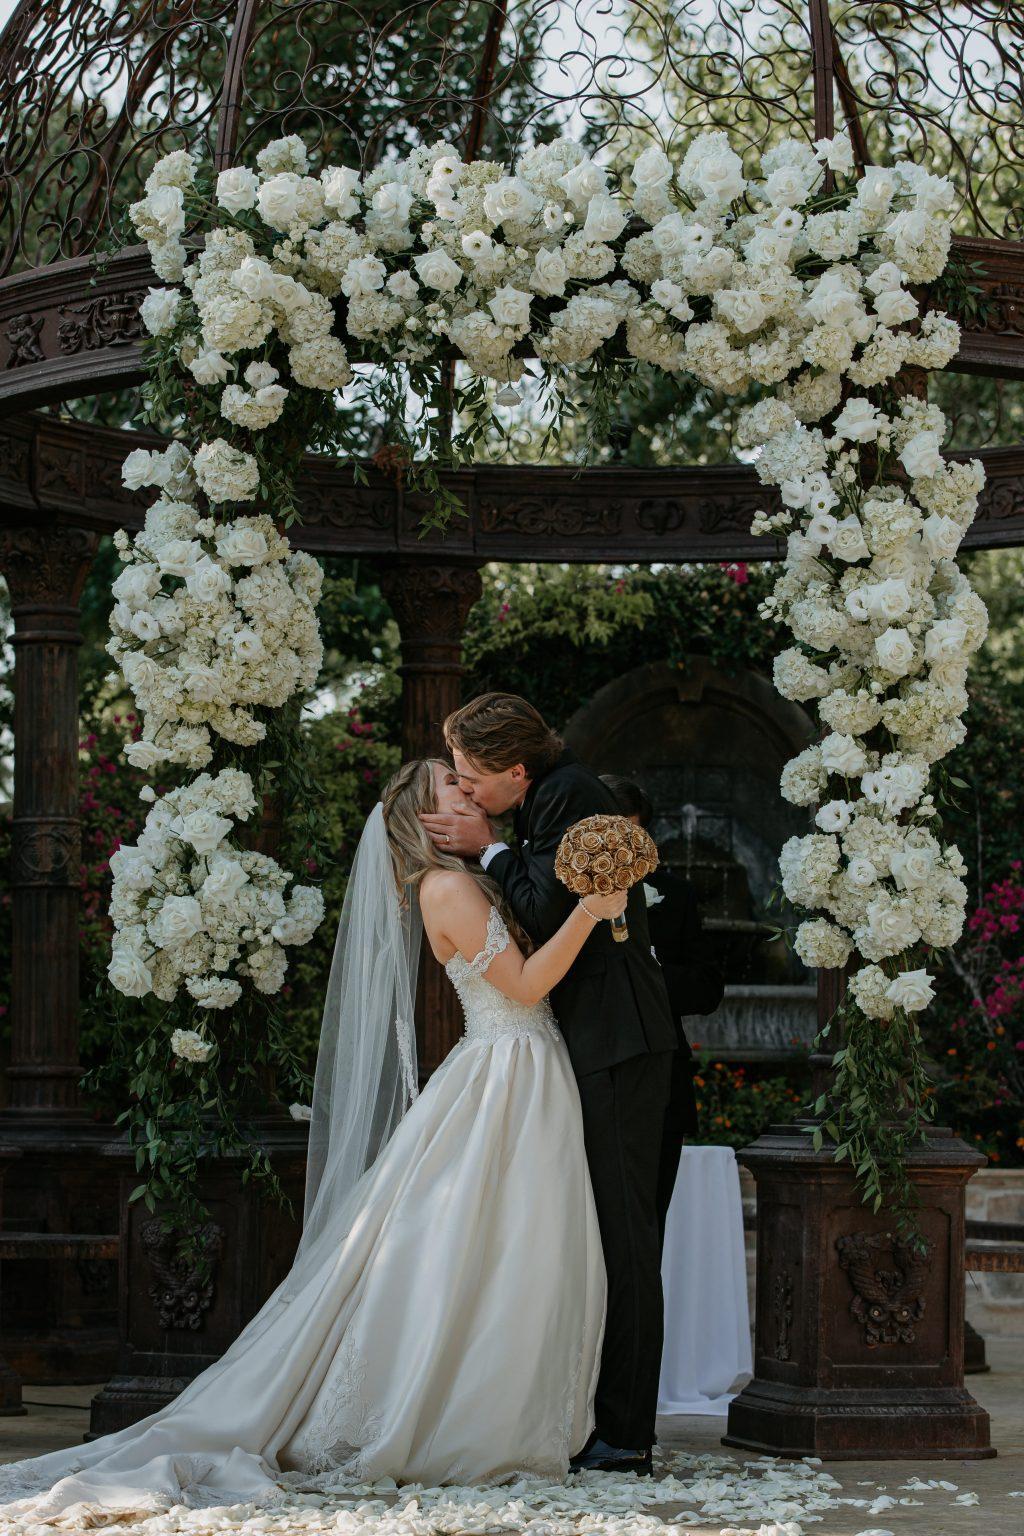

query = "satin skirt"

[{"left": 0, "top": 1028, "right": 606, "bottom": 1520}]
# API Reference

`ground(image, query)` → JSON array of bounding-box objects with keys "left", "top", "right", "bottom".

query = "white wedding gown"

[{"left": 0, "top": 907, "right": 606, "bottom": 1521}]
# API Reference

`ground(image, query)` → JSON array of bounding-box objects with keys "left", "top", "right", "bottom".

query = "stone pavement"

[{"left": 0, "top": 1339, "right": 1021, "bottom": 1534}]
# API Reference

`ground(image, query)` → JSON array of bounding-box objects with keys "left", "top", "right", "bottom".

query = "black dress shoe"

[{"left": 568, "top": 1438, "right": 653, "bottom": 1476}]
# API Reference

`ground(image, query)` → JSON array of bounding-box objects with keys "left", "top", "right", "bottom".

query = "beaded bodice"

[{"left": 444, "top": 906, "right": 559, "bottom": 1046}]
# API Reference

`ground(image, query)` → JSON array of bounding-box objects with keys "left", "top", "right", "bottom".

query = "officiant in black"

[{"left": 600, "top": 775, "right": 725, "bottom": 1247}]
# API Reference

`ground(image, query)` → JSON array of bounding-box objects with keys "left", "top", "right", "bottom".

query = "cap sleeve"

[{"left": 465, "top": 904, "right": 511, "bottom": 976}]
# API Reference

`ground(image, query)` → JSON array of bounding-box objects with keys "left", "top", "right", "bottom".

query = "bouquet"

[{"left": 554, "top": 813, "right": 659, "bottom": 943}]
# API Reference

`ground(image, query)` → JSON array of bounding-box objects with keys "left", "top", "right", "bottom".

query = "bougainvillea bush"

[{"left": 926, "top": 865, "right": 1024, "bottom": 1166}]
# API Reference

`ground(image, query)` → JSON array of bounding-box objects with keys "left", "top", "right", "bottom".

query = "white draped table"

[{"left": 657, "top": 1143, "right": 753, "bottom": 1417}]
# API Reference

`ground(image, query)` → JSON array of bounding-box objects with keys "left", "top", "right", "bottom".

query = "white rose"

[
  {"left": 123, "top": 740, "right": 168, "bottom": 770},
  {"left": 924, "top": 617, "right": 968, "bottom": 663},
  {"left": 820, "top": 732, "right": 868, "bottom": 777},
  {"left": 900, "top": 430, "right": 944, "bottom": 479},
  {"left": 413, "top": 249, "right": 463, "bottom": 292},
  {"left": 201, "top": 855, "right": 250, "bottom": 905},
  {"left": 865, "top": 897, "right": 920, "bottom": 954},
  {"left": 129, "top": 610, "right": 162, "bottom": 642},
  {"left": 532, "top": 246, "right": 568, "bottom": 297},
  {"left": 693, "top": 144, "right": 745, "bottom": 203},
  {"left": 230, "top": 255, "right": 279, "bottom": 301},
  {"left": 461, "top": 229, "right": 493, "bottom": 260},
  {"left": 112, "top": 563, "right": 159, "bottom": 606},
  {"left": 814, "top": 133, "right": 855, "bottom": 174},
  {"left": 651, "top": 212, "right": 688, "bottom": 256},
  {"left": 215, "top": 525, "right": 269, "bottom": 565},
  {"left": 150, "top": 894, "right": 204, "bottom": 948},
  {"left": 865, "top": 579, "right": 911, "bottom": 622},
  {"left": 806, "top": 510, "right": 838, "bottom": 545},
  {"left": 890, "top": 846, "right": 935, "bottom": 890},
  {"left": 386, "top": 269, "right": 419, "bottom": 302},
  {"left": 874, "top": 626, "right": 916, "bottom": 676},
  {"left": 558, "top": 158, "right": 607, "bottom": 208},
  {"left": 157, "top": 538, "right": 203, "bottom": 577},
  {"left": 651, "top": 278, "right": 684, "bottom": 309},
  {"left": 632, "top": 146, "right": 672, "bottom": 192},
  {"left": 147, "top": 183, "right": 186, "bottom": 237},
  {"left": 372, "top": 181, "right": 413, "bottom": 224},
  {"left": 487, "top": 285, "right": 532, "bottom": 329},
  {"left": 108, "top": 945, "right": 153, "bottom": 997},
  {"left": 216, "top": 166, "right": 259, "bottom": 213},
  {"left": 921, "top": 513, "right": 962, "bottom": 560},
  {"left": 257, "top": 172, "right": 304, "bottom": 230},
  {"left": 170, "top": 808, "right": 233, "bottom": 854},
  {"left": 857, "top": 168, "right": 898, "bottom": 216},
  {"left": 716, "top": 289, "right": 767, "bottom": 334},
  {"left": 885, "top": 969, "right": 935, "bottom": 1012},
  {"left": 816, "top": 800, "right": 853, "bottom": 832},
  {"left": 185, "top": 557, "right": 232, "bottom": 603},
  {"left": 140, "top": 287, "right": 181, "bottom": 337},
  {"left": 231, "top": 627, "right": 265, "bottom": 660},
  {"left": 483, "top": 175, "right": 540, "bottom": 225},
  {"left": 341, "top": 255, "right": 386, "bottom": 298},
  {"left": 244, "top": 361, "right": 279, "bottom": 389},
  {"left": 583, "top": 193, "right": 627, "bottom": 244},
  {"left": 846, "top": 856, "right": 878, "bottom": 889},
  {"left": 189, "top": 348, "right": 231, "bottom": 385},
  {"left": 874, "top": 289, "right": 919, "bottom": 327},
  {"left": 181, "top": 663, "right": 221, "bottom": 703},
  {"left": 321, "top": 166, "right": 361, "bottom": 216},
  {"left": 829, "top": 515, "right": 870, "bottom": 563},
  {"left": 833, "top": 397, "right": 881, "bottom": 443},
  {"left": 121, "top": 448, "right": 164, "bottom": 490}
]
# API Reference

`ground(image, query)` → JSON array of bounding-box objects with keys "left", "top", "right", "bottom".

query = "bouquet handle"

[{"left": 610, "top": 911, "right": 629, "bottom": 943}]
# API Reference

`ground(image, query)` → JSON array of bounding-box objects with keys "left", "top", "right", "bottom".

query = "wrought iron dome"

[{"left": 1, "top": 0, "right": 1023, "bottom": 416}]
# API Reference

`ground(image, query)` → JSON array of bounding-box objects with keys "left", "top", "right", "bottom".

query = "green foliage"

[
  {"left": 462, "top": 560, "right": 781, "bottom": 726},
  {"left": 688, "top": 1055, "right": 807, "bottom": 1150},
  {"left": 808, "top": 1002, "right": 937, "bottom": 1252}
]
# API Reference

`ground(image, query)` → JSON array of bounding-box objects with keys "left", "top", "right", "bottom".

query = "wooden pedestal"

[
  {"left": 88, "top": 1120, "right": 307, "bottom": 1437},
  {"left": 723, "top": 1121, "right": 995, "bottom": 1460}
]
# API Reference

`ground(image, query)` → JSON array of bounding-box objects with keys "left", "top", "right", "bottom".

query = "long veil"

[
  {"left": 292, "top": 800, "right": 423, "bottom": 1266},
  {"left": 0, "top": 799, "right": 427, "bottom": 1512}
]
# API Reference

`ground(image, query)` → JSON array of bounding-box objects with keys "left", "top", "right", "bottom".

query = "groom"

[{"left": 420, "top": 692, "right": 678, "bottom": 1474}]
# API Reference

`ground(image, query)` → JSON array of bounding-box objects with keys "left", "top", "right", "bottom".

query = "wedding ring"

[{"left": 444, "top": 834, "right": 451, "bottom": 844}]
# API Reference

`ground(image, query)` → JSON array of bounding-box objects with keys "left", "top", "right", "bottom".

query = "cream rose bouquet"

[{"left": 554, "top": 814, "right": 659, "bottom": 943}]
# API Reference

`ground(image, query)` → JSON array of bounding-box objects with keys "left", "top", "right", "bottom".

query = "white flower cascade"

[
  {"left": 108, "top": 768, "right": 324, "bottom": 1012},
  {"left": 122, "top": 127, "right": 986, "bottom": 1028},
  {"left": 109, "top": 486, "right": 324, "bottom": 772}
]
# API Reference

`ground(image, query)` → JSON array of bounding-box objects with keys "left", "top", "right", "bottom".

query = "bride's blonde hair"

[{"left": 380, "top": 759, "right": 531, "bottom": 951}]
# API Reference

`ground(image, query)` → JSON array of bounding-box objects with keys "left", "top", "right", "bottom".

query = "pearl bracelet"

[{"left": 578, "top": 898, "right": 602, "bottom": 922}]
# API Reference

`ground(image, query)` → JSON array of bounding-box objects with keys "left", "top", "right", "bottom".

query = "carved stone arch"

[{"left": 564, "top": 656, "right": 818, "bottom": 1059}]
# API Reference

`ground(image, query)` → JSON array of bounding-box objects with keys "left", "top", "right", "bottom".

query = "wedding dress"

[{"left": 0, "top": 903, "right": 606, "bottom": 1522}]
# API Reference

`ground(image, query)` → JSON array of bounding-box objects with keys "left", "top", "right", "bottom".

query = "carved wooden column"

[
  {"left": 0, "top": 522, "right": 98, "bottom": 1116},
  {"left": 377, "top": 560, "right": 483, "bottom": 1076},
  {"left": 0, "top": 521, "right": 119, "bottom": 1382}
]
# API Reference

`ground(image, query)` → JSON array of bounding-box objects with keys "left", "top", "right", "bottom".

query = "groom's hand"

[{"left": 419, "top": 805, "right": 495, "bottom": 858}]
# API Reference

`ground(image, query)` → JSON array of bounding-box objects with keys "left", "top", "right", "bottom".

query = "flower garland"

[{"left": 119, "top": 126, "right": 985, "bottom": 1225}]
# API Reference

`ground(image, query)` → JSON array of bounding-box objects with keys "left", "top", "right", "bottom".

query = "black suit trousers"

[
  {"left": 655, "top": 1049, "right": 692, "bottom": 1254},
  {"left": 575, "top": 1048, "right": 674, "bottom": 1451}
]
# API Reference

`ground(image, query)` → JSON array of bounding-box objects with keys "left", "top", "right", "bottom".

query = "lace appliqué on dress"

[
  {"left": 465, "top": 904, "right": 510, "bottom": 975},
  {"left": 298, "top": 1331, "right": 384, "bottom": 1478}
]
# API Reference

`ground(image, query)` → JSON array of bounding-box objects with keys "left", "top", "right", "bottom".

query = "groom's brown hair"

[{"left": 444, "top": 693, "right": 563, "bottom": 778}]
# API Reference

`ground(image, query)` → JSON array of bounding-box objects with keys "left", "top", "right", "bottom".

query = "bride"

[{"left": 0, "top": 758, "right": 623, "bottom": 1520}]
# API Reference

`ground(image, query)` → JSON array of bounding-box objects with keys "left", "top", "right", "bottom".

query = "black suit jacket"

[
  {"left": 487, "top": 748, "right": 678, "bottom": 1077},
  {"left": 644, "top": 865, "right": 725, "bottom": 1137}
]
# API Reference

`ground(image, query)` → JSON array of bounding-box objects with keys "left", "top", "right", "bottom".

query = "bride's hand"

[{"left": 582, "top": 888, "right": 629, "bottom": 921}]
